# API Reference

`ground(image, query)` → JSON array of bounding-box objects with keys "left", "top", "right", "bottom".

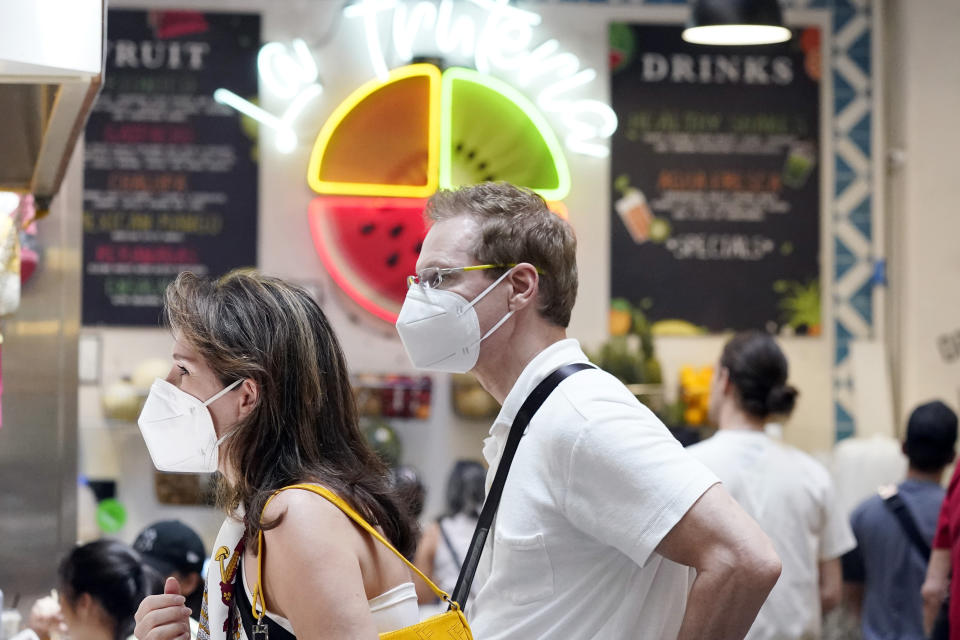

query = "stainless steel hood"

[{"left": 0, "top": 0, "right": 105, "bottom": 214}]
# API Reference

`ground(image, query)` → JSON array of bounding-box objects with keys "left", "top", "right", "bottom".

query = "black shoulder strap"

[
  {"left": 883, "top": 492, "right": 932, "bottom": 560},
  {"left": 449, "top": 362, "right": 595, "bottom": 610}
]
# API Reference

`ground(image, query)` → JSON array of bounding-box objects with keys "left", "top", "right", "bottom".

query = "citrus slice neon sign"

[
  {"left": 306, "top": 64, "right": 571, "bottom": 202},
  {"left": 307, "top": 64, "right": 441, "bottom": 198}
]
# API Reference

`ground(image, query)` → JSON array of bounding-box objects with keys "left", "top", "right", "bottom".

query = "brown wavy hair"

[{"left": 164, "top": 271, "right": 417, "bottom": 557}]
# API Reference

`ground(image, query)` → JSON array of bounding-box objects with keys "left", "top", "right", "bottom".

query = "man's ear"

[
  {"left": 236, "top": 378, "right": 259, "bottom": 421},
  {"left": 506, "top": 263, "right": 539, "bottom": 311}
]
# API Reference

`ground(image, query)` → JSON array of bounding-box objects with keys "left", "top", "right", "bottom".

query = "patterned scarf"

[{"left": 198, "top": 516, "right": 246, "bottom": 640}]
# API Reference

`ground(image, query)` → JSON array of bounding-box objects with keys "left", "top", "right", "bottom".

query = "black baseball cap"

[{"left": 133, "top": 520, "right": 206, "bottom": 577}]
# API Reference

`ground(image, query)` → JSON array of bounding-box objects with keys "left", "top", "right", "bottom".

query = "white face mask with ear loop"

[
  {"left": 137, "top": 378, "right": 243, "bottom": 473},
  {"left": 395, "top": 268, "right": 515, "bottom": 373}
]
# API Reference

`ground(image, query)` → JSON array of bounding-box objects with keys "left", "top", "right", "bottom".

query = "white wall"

[{"left": 886, "top": 0, "right": 960, "bottom": 426}]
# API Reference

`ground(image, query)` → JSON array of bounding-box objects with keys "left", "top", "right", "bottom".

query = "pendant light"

[{"left": 682, "top": 0, "right": 792, "bottom": 46}]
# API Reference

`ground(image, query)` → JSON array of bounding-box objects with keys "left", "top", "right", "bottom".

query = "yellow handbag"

[{"left": 251, "top": 483, "right": 473, "bottom": 640}]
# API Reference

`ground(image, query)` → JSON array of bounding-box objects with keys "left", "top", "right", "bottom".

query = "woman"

[
  {"left": 413, "top": 461, "right": 485, "bottom": 608},
  {"left": 688, "top": 331, "right": 856, "bottom": 640},
  {"left": 134, "top": 272, "right": 420, "bottom": 640},
  {"left": 18, "top": 540, "right": 163, "bottom": 640}
]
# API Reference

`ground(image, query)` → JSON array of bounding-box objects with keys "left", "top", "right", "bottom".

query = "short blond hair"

[{"left": 425, "top": 182, "right": 578, "bottom": 327}]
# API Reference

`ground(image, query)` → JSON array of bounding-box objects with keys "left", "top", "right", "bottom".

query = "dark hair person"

[
  {"left": 134, "top": 271, "right": 419, "bottom": 640},
  {"left": 413, "top": 460, "right": 487, "bottom": 606},
  {"left": 689, "top": 331, "right": 856, "bottom": 640},
  {"left": 719, "top": 330, "right": 798, "bottom": 419},
  {"left": 845, "top": 401, "right": 958, "bottom": 640},
  {"left": 57, "top": 540, "right": 162, "bottom": 640}
]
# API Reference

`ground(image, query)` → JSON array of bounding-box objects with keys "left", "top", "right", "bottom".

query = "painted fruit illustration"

[{"left": 307, "top": 64, "right": 572, "bottom": 323}]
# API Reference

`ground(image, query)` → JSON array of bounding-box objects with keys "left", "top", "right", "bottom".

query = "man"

[
  {"left": 845, "top": 401, "right": 958, "bottom": 640},
  {"left": 843, "top": 402, "right": 957, "bottom": 640},
  {"left": 133, "top": 520, "right": 206, "bottom": 621},
  {"left": 395, "top": 183, "right": 781, "bottom": 639},
  {"left": 920, "top": 403, "right": 960, "bottom": 637},
  {"left": 688, "top": 332, "right": 856, "bottom": 640}
]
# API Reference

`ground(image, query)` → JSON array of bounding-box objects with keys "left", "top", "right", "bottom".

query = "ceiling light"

[{"left": 682, "top": 0, "right": 792, "bottom": 46}]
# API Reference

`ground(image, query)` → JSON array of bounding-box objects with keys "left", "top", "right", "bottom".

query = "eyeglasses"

[{"left": 406, "top": 264, "right": 542, "bottom": 289}]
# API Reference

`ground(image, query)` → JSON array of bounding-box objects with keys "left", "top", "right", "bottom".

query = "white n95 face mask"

[
  {"left": 396, "top": 269, "right": 514, "bottom": 373},
  {"left": 137, "top": 378, "right": 242, "bottom": 473}
]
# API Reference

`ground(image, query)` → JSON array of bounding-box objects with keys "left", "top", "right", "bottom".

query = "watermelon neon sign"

[
  {"left": 215, "top": 0, "right": 616, "bottom": 158},
  {"left": 305, "top": 63, "right": 571, "bottom": 323}
]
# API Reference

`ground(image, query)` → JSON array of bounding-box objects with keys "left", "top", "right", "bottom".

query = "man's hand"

[{"left": 922, "top": 548, "right": 951, "bottom": 635}]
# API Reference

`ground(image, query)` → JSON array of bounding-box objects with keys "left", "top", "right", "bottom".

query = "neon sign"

[
  {"left": 307, "top": 64, "right": 441, "bottom": 198},
  {"left": 214, "top": 38, "right": 322, "bottom": 154},
  {"left": 439, "top": 67, "right": 570, "bottom": 201},
  {"left": 304, "top": 61, "right": 571, "bottom": 322},
  {"left": 217, "top": 0, "right": 617, "bottom": 158}
]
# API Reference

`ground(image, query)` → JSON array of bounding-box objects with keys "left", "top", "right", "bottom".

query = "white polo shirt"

[
  {"left": 470, "top": 340, "right": 718, "bottom": 640},
  {"left": 688, "top": 430, "right": 856, "bottom": 640}
]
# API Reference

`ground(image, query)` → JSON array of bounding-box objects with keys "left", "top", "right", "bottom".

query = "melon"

[{"left": 308, "top": 196, "right": 427, "bottom": 323}]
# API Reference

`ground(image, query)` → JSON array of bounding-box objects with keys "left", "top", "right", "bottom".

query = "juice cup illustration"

[
  {"left": 782, "top": 141, "right": 816, "bottom": 189},
  {"left": 615, "top": 188, "right": 654, "bottom": 244}
]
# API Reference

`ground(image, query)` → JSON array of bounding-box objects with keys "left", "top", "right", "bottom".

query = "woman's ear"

[
  {"left": 506, "top": 263, "right": 539, "bottom": 312},
  {"left": 74, "top": 593, "right": 94, "bottom": 621},
  {"left": 236, "top": 378, "right": 259, "bottom": 421},
  {"left": 717, "top": 366, "right": 732, "bottom": 395}
]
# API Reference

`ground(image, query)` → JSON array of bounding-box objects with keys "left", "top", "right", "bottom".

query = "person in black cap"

[
  {"left": 844, "top": 400, "right": 958, "bottom": 640},
  {"left": 133, "top": 520, "right": 206, "bottom": 621}
]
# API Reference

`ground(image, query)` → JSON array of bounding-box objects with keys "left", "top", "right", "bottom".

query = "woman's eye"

[{"left": 177, "top": 365, "right": 189, "bottom": 376}]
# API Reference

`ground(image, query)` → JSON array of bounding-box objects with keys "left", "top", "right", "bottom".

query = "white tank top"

[{"left": 241, "top": 554, "right": 419, "bottom": 634}]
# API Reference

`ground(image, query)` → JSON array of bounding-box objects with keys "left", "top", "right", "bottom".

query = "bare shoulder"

[{"left": 262, "top": 486, "right": 357, "bottom": 545}]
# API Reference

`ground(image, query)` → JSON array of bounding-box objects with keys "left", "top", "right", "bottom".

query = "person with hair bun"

[
  {"left": 57, "top": 540, "right": 165, "bottom": 640},
  {"left": 689, "top": 331, "right": 855, "bottom": 640},
  {"left": 11, "top": 540, "right": 164, "bottom": 640}
]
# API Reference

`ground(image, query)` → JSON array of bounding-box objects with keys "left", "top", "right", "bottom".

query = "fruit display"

[
  {"left": 593, "top": 299, "right": 663, "bottom": 387},
  {"left": 362, "top": 418, "right": 402, "bottom": 467},
  {"left": 678, "top": 365, "right": 714, "bottom": 427},
  {"left": 452, "top": 373, "right": 500, "bottom": 419},
  {"left": 650, "top": 319, "right": 706, "bottom": 337},
  {"left": 131, "top": 357, "right": 171, "bottom": 391},
  {"left": 101, "top": 377, "right": 143, "bottom": 422},
  {"left": 353, "top": 374, "right": 432, "bottom": 420},
  {"left": 154, "top": 472, "right": 212, "bottom": 506}
]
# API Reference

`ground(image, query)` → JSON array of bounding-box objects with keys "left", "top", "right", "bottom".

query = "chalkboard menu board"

[
  {"left": 609, "top": 24, "right": 822, "bottom": 335},
  {"left": 83, "top": 10, "right": 259, "bottom": 326}
]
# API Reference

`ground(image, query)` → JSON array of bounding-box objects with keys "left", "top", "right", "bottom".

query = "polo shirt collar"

[{"left": 482, "top": 338, "right": 588, "bottom": 468}]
